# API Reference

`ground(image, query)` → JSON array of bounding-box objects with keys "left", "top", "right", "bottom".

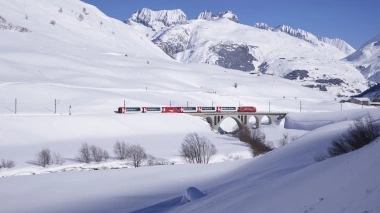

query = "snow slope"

[{"left": 1, "top": 109, "right": 379, "bottom": 213}]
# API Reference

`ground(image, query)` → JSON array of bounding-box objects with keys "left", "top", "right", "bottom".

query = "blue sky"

[{"left": 82, "top": 0, "right": 380, "bottom": 49}]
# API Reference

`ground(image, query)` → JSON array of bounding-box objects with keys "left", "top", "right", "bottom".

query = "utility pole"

[
  {"left": 341, "top": 102, "right": 342, "bottom": 111},
  {"left": 300, "top": 101, "right": 302, "bottom": 113},
  {"left": 170, "top": 101, "right": 172, "bottom": 107},
  {"left": 69, "top": 105, "right": 71, "bottom": 115},
  {"left": 15, "top": 98, "right": 17, "bottom": 114},
  {"left": 269, "top": 101, "right": 271, "bottom": 113},
  {"left": 55, "top": 99, "right": 57, "bottom": 114},
  {"left": 124, "top": 100, "right": 126, "bottom": 108},
  {"left": 187, "top": 101, "right": 188, "bottom": 107}
]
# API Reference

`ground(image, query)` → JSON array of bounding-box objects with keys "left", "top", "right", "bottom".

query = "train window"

[
  {"left": 126, "top": 108, "right": 141, "bottom": 111},
  {"left": 221, "top": 107, "right": 236, "bottom": 110},
  {"left": 202, "top": 107, "right": 215, "bottom": 110},
  {"left": 147, "top": 107, "right": 160, "bottom": 111}
]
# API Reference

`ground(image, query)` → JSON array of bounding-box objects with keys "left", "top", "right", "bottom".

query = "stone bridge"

[{"left": 189, "top": 112, "right": 289, "bottom": 131}]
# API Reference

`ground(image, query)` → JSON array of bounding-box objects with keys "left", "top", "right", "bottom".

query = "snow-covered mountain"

[
  {"left": 345, "top": 33, "right": 380, "bottom": 83},
  {"left": 128, "top": 15, "right": 365, "bottom": 95},
  {"left": 197, "top": 10, "right": 239, "bottom": 23},
  {"left": 125, "top": 8, "right": 188, "bottom": 32},
  {"left": 254, "top": 23, "right": 355, "bottom": 55}
]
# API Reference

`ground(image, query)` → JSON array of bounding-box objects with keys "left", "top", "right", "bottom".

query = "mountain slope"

[
  {"left": 148, "top": 18, "right": 367, "bottom": 96},
  {"left": 345, "top": 33, "right": 380, "bottom": 83}
]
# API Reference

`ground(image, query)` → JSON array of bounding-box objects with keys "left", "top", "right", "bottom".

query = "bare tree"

[
  {"left": 53, "top": 151, "right": 66, "bottom": 165},
  {"left": 146, "top": 154, "right": 156, "bottom": 166},
  {"left": 179, "top": 133, "right": 217, "bottom": 164},
  {"left": 103, "top": 150, "right": 109, "bottom": 162},
  {"left": 36, "top": 148, "right": 53, "bottom": 167},
  {"left": 126, "top": 144, "right": 147, "bottom": 167},
  {"left": 90, "top": 145, "right": 104, "bottom": 162},
  {"left": 0, "top": 159, "right": 16, "bottom": 168},
  {"left": 113, "top": 140, "right": 128, "bottom": 160},
  {"left": 78, "top": 143, "right": 91, "bottom": 163}
]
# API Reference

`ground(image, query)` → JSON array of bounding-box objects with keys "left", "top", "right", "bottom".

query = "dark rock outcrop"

[
  {"left": 283, "top": 70, "right": 309, "bottom": 80},
  {"left": 209, "top": 42, "right": 255, "bottom": 71}
]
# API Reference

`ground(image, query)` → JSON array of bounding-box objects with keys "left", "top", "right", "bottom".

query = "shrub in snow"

[
  {"left": 0, "top": 159, "right": 16, "bottom": 169},
  {"left": 113, "top": 140, "right": 128, "bottom": 160},
  {"left": 315, "top": 115, "right": 380, "bottom": 162},
  {"left": 235, "top": 125, "right": 272, "bottom": 157},
  {"left": 50, "top": 20, "right": 56, "bottom": 25},
  {"left": 179, "top": 133, "right": 217, "bottom": 164},
  {"left": 248, "top": 129, "right": 273, "bottom": 156},
  {"left": 278, "top": 133, "right": 298, "bottom": 147},
  {"left": 234, "top": 82, "right": 238, "bottom": 88},
  {"left": 78, "top": 143, "right": 92, "bottom": 163},
  {"left": 78, "top": 14, "right": 84, "bottom": 21},
  {"left": 53, "top": 151, "right": 66, "bottom": 165},
  {"left": 222, "top": 153, "right": 242, "bottom": 162},
  {"left": 36, "top": 148, "right": 53, "bottom": 167},
  {"left": 126, "top": 144, "right": 147, "bottom": 167},
  {"left": 90, "top": 145, "right": 109, "bottom": 162},
  {"left": 58, "top": 7, "right": 63, "bottom": 13}
]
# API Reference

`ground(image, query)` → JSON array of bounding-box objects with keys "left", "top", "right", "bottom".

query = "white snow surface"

[{"left": 0, "top": 0, "right": 379, "bottom": 213}]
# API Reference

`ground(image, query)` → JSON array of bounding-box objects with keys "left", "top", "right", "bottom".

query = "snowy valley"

[{"left": 0, "top": 0, "right": 380, "bottom": 213}]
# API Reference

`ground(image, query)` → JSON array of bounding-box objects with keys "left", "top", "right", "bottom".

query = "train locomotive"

[{"left": 117, "top": 106, "right": 256, "bottom": 113}]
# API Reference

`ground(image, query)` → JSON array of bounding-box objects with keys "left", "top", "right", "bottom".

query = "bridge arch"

[{"left": 214, "top": 116, "right": 244, "bottom": 132}]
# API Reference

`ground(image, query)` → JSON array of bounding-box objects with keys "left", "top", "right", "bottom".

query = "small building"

[{"left": 350, "top": 97, "right": 371, "bottom": 106}]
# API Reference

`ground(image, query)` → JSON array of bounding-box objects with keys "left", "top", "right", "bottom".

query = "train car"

[
  {"left": 183, "top": 107, "right": 200, "bottom": 113},
  {"left": 162, "top": 106, "right": 184, "bottom": 113},
  {"left": 142, "top": 107, "right": 162, "bottom": 113},
  {"left": 117, "top": 107, "right": 142, "bottom": 113},
  {"left": 219, "top": 106, "right": 237, "bottom": 112},
  {"left": 118, "top": 107, "right": 125, "bottom": 113},
  {"left": 237, "top": 106, "right": 257, "bottom": 112},
  {"left": 200, "top": 107, "right": 217, "bottom": 113}
]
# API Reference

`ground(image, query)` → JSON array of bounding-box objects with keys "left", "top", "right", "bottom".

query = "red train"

[{"left": 117, "top": 106, "right": 256, "bottom": 113}]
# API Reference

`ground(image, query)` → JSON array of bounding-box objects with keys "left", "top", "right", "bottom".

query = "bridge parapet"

[{"left": 188, "top": 112, "right": 290, "bottom": 130}]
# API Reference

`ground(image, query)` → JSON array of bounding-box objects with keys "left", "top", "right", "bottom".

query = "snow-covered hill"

[{"left": 345, "top": 33, "right": 380, "bottom": 83}]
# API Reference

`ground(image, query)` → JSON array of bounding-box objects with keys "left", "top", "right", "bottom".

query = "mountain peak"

[
  {"left": 273, "top": 24, "right": 318, "bottom": 44},
  {"left": 253, "top": 22, "right": 272, "bottom": 30},
  {"left": 197, "top": 10, "right": 239, "bottom": 23},
  {"left": 126, "top": 8, "right": 188, "bottom": 30},
  {"left": 318, "top": 37, "right": 355, "bottom": 55}
]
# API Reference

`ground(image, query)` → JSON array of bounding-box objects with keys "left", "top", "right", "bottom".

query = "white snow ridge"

[{"left": 0, "top": 0, "right": 379, "bottom": 213}]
